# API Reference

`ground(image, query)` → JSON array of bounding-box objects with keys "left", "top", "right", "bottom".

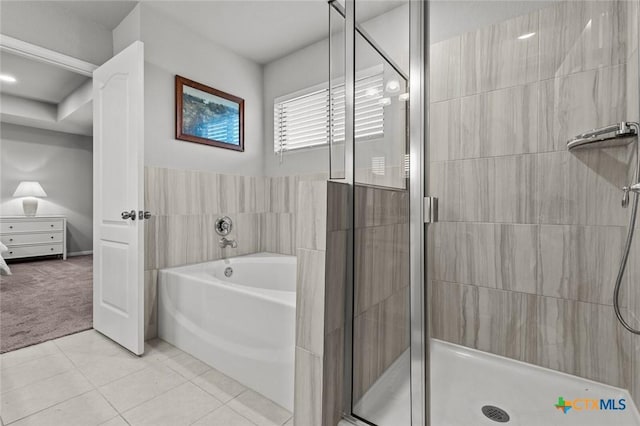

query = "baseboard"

[{"left": 68, "top": 250, "right": 93, "bottom": 257}]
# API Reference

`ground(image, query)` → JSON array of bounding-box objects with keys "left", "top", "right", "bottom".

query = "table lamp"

[{"left": 13, "top": 181, "right": 47, "bottom": 216}]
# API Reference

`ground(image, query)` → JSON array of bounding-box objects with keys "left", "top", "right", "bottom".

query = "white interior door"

[{"left": 93, "top": 41, "right": 144, "bottom": 355}]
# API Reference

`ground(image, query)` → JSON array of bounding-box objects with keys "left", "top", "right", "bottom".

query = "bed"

[{"left": 0, "top": 242, "right": 11, "bottom": 275}]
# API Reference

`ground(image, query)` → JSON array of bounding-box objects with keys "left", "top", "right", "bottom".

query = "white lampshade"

[{"left": 13, "top": 181, "right": 47, "bottom": 198}]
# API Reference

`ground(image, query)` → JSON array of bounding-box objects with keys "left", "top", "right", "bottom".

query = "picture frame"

[{"left": 175, "top": 75, "right": 244, "bottom": 152}]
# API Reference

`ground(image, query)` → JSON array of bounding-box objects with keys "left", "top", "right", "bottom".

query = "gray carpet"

[{"left": 0, "top": 255, "right": 93, "bottom": 353}]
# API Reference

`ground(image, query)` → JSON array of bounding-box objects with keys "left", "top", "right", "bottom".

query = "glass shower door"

[{"left": 331, "top": 1, "right": 425, "bottom": 425}]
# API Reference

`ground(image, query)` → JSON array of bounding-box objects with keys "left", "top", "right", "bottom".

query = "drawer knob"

[
  {"left": 9, "top": 251, "right": 13, "bottom": 254},
  {"left": 50, "top": 248, "right": 54, "bottom": 251},
  {"left": 9, "top": 238, "right": 13, "bottom": 242},
  {"left": 50, "top": 224, "right": 54, "bottom": 228},
  {"left": 51, "top": 236, "right": 54, "bottom": 239},
  {"left": 9, "top": 226, "right": 13, "bottom": 229}
]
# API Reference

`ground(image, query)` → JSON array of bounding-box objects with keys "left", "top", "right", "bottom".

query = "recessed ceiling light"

[
  {"left": 517, "top": 32, "right": 536, "bottom": 40},
  {"left": 0, "top": 74, "right": 17, "bottom": 83},
  {"left": 385, "top": 80, "right": 400, "bottom": 93}
]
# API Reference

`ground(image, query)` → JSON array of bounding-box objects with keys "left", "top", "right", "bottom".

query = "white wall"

[
  {"left": 0, "top": 123, "right": 93, "bottom": 254},
  {"left": 263, "top": 4, "right": 409, "bottom": 178},
  {"left": 0, "top": 1, "right": 113, "bottom": 65},
  {"left": 114, "top": 4, "right": 264, "bottom": 176},
  {"left": 263, "top": 38, "right": 329, "bottom": 176}
]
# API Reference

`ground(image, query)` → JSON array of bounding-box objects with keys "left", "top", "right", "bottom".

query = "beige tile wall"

[
  {"left": 143, "top": 167, "right": 327, "bottom": 339},
  {"left": 352, "top": 184, "right": 410, "bottom": 402},
  {"left": 293, "top": 180, "right": 348, "bottom": 426},
  {"left": 428, "top": 0, "right": 640, "bottom": 403}
]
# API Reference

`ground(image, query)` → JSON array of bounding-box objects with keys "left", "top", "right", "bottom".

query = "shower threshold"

[{"left": 353, "top": 339, "right": 640, "bottom": 426}]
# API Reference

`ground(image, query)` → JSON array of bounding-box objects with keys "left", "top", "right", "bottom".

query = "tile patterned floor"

[{"left": 0, "top": 330, "right": 293, "bottom": 426}]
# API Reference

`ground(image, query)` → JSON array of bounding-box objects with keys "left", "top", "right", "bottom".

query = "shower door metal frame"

[{"left": 336, "top": 0, "right": 429, "bottom": 425}]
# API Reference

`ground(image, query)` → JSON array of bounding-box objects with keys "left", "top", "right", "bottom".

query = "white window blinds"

[{"left": 274, "top": 72, "right": 384, "bottom": 153}]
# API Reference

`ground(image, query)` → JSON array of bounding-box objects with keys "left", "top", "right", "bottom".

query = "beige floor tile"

[
  {"left": 192, "top": 405, "right": 256, "bottom": 426},
  {"left": 0, "top": 370, "right": 92, "bottom": 423},
  {"left": 143, "top": 339, "right": 184, "bottom": 363},
  {"left": 99, "top": 416, "right": 129, "bottom": 426},
  {"left": 99, "top": 364, "right": 187, "bottom": 412},
  {"left": 10, "top": 390, "right": 117, "bottom": 426},
  {"left": 191, "top": 369, "right": 247, "bottom": 403},
  {"left": 0, "top": 342, "right": 61, "bottom": 371},
  {"left": 1, "top": 353, "right": 75, "bottom": 393},
  {"left": 162, "top": 352, "right": 211, "bottom": 380},
  {"left": 72, "top": 348, "right": 148, "bottom": 387},
  {"left": 123, "top": 382, "right": 221, "bottom": 426},
  {"left": 227, "top": 390, "right": 292, "bottom": 426},
  {"left": 54, "top": 330, "right": 120, "bottom": 358}
]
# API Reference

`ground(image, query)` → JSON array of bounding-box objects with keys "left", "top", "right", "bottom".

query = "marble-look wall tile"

[
  {"left": 294, "top": 347, "right": 323, "bottom": 426},
  {"left": 354, "top": 224, "right": 409, "bottom": 315},
  {"left": 145, "top": 167, "right": 168, "bottom": 216},
  {"left": 325, "top": 231, "right": 347, "bottom": 336},
  {"left": 539, "top": 65, "right": 629, "bottom": 152},
  {"left": 353, "top": 288, "right": 410, "bottom": 400},
  {"left": 431, "top": 222, "right": 538, "bottom": 294},
  {"left": 537, "top": 150, "right": 633, "bottom": 227},
  {"left": 451, "top": 155, "right": 536, "bottom": 223},
  {"left": 262, "top": 213, "right": 296, "bottom": 255},
  {"left": 429, "top": 99, "right": 461, "bottom": 162},
  {"left": 461, "top": 11, "right": 538, "bottom": 96},
  {"left": 322, "top": 327, "right": 344, "bottom": 426},
  {"left": 216, "top": 213, "right": 262, "bottom": 258},
  {"left": 155, "top": 215, "right": 188, "bottom": 269},
  {"left": 431, "top": 281, "right": 537, "bottom": 363},
  {"left": 430, "top": 36, "right": 461, "bottom": 102},
  {"left": 537, "top": 295, "right": 631, "bottom": 389},
  {"left": 144, "top": 215, "right": 157, "bottom": 271},
  {"left": 460, "top": 83, "right": 538, "bottom": 159},
  {"left": 327, "top": 182, "right": 349, "bottom": 232},
  {"left": 144, "top": 270, "right": 158, "bottom": 340},
  {"left": 539, "top": 225, "right": 627, "bottom": 305},
  {"left": 428, "top": 160, "right": 461, "bottom": 222},
  {"left": 539, "top": 0, "right": 633, "bottom": 80},
  {"left": 296, "top": 248, "right": 326, "bottom": 356},
  {"left": 269, "top": 176, "right": 299, "bottom": 213},
  {"left": 297, "top": 181, "right": 327, "bottom": 250},
  {"left": 354, "top": 185, "right": 409, "bottom": 229}
]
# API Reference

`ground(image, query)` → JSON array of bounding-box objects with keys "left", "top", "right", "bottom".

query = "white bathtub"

[{"left": 158, "top": 253, "right": 296, "bottom": 411}]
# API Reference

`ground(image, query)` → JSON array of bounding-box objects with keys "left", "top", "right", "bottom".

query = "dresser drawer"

[
  {"left": 4, "top": 244, "right": 63, "bottom": 259},
  {"left": 1, "top": 220, "right": 63, "bottom": 233},
  {"left": 1, "top": 233, "right": 63, "bottom": 246}
]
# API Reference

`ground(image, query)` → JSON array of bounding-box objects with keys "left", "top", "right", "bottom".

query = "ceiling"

[
  {"left": 143, "top": 0, "right": 405, "bottom": 64},
  {"left": 0, "top": 51, "right": 89, "bottom": 104},
  {"left": 55, "top": 0, "right": 138, "bottom": 30},
  {"left": 0, "top": 51, "right": 93, "bottom": 136}
]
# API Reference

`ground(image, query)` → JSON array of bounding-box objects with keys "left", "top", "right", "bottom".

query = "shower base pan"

[{"left": 353, "top": 339, "right": 640, "bottom": 426}]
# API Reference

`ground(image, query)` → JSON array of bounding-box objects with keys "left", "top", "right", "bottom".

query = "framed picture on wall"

[{"left": 175, "top": 75, "right": 244, "bottom": 152}]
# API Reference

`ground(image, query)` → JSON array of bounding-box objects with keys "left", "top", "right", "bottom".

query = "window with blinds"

[{"left": 273, "top": 72, "right": 384, "bottom": 153}]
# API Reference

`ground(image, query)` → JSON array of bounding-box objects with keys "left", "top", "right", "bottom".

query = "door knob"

[
  {"left": 121, "top": 210, "right": 136, "bottom": 220},
  {"left": 138, "top": 211, "right": 152, "bottom": 220}
]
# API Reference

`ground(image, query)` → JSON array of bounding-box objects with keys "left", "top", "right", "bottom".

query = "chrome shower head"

[{"left": 567, "top": 122, "right": 638, "bottom": 151}]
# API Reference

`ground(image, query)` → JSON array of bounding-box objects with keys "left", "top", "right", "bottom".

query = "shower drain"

[{"left": 481, "top": 405, "right": 510, "bottom": 423}]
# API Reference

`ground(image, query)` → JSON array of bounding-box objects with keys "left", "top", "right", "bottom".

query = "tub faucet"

[{"left": 219, "top": 237, "right": 237, "bottom": 249}]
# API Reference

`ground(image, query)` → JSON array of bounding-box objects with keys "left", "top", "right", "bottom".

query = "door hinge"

[{"left": 423, "top": 196, "right": 438, "bottom": 223}]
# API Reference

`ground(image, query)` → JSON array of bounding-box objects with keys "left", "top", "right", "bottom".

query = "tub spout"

[{"left": 219, "top": 237, "right": 237, "bottom": 249}]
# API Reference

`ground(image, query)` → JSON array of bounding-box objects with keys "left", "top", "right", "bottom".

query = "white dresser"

[{"left": 0, "top": 216, "right": 67, "bottom": 260}]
